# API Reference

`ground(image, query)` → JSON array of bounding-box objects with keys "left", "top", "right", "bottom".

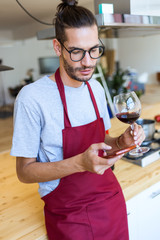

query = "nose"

[{"left": 81, "top": 51, "right": 92, "bottom": 67}]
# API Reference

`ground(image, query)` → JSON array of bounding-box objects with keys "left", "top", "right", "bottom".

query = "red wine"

[{"left": 116, "top": 112, "right": 140, "bottom": 124}]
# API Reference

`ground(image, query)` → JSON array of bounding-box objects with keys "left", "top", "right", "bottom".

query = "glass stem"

[
  {"left": 131, "top": 123, "right": 134, "bottom": 131},
  {"left": 131, "top": 123, "right": 141, "bottom": 152}
]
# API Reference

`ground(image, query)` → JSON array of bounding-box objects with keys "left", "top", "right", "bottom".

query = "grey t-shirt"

[{"left": 11, "top": 75, "right": 111, "bottom": 197}]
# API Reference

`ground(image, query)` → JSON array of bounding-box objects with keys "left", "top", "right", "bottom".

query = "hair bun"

[{"left": 61, "top": 0, "right": 78, "bottom": 6}]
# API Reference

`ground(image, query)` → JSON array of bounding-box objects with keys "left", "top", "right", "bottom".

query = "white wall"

[
  {"left": 1, "top": 28, "right": 160, "bottom": 105},
  {"left": 117, "top": 34, "right": 160, "bottom": 84},
  {"left": 0, "top": 0, "right": 95, "bottom": 106},
  {"left": 0, "top": 37, "right": 56, "bottom": 105}
]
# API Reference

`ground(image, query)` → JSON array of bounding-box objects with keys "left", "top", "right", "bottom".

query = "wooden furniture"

[
  {"left": 0, "top": 117, "right": 13, "bottom": 152},
  {"left": 111, "top": 102, "right": 160, "bottom": 239},
  {"left": 111, "top": 102, "right": 160, "bottom": 200},
  {"left": 0, "top": 151, "right": 47, "bottom": 240},
  {"left": 0, "top": 66, "right": 14, "bottom": 119}
]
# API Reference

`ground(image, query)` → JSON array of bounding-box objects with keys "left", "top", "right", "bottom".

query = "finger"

[
  {"left": 91, "top": 142, "right": 112, "bottom": 152},
  {"left": 99, "top": 154, "right": 123, "bottom": 165},
  {"left": 131, "top": 123, "right": 142, "bottom": 143},
  {"left": 136, "top": 126, "right": 145, "bottom": 143},
  {"left": 97, "top": 167, "right": 107, "bottom": 175},
  {"left": 97, "top": 163, "right": 116, "bottom": 175},
  {"left": 132, "top": 123, "right": 139, "bottom": 136},
  {"left": 130, "top": 123, "right": 136, "bottom": 136},
  {"left": 95, "top": 154, "right": 123, "bottom": 175},
  {"left": 137, "top": 133, "right": 145, "bottom": 145},
  {"left": 103, "top": 151, "right": 107, "bottom": 157}
]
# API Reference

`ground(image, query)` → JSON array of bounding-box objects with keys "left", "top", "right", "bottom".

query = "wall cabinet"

[{"left": 126, "top": 181, "right": 160, "bottom": 240}]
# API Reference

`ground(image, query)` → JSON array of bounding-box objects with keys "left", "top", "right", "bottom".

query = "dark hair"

[{"left": 54, "top": 0, "right": 98, "bottom": 43}]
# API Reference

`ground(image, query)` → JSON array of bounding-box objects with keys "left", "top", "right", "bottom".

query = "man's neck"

[{"left": 59, "top": 66, "right": 83, "bottom": 88}]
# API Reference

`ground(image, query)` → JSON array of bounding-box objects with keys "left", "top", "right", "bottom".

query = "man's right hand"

[{"left": 80, "top": 143, "right": 123, "bottom": 175}]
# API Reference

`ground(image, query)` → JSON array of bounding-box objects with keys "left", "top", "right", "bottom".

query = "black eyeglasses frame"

[{"left": 58, "top": 39, "right": 105, "bottom": 62}]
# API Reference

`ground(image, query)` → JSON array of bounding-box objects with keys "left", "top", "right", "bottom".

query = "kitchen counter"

[
  {"left": 114, "top": 156, "right": 160, "bottom": 201},
  {"left": 0, "top": 151, "right": 47, "bottom": 240},
  {"left": 1, "top": 102, "right": 160, "bottom": 240},
  {"left": 111, "top": 102, "right": 160, "bottom": 200}
]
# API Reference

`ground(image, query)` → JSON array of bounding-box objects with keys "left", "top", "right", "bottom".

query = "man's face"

[{"left": 60, "top": 25, "right": 99, "bottom": 83}]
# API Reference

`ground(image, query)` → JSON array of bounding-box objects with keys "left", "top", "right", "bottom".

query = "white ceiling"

[{"left": 0, "top": 0, "right": 93, "bottom": 31}]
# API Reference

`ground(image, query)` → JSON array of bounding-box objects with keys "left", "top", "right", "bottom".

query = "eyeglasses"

[{"left": 58, "top": 39, "right": 105, "bottom": 62}]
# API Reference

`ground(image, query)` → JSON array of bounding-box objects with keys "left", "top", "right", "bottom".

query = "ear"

[{"left": 53, "top": 39, "right": 61, "bottom": 56}]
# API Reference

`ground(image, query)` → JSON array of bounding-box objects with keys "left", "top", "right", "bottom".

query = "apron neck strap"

[
  {"left": 85, "top": 81, "right": 100, "bottom": 119},
  {"left": 55, "top": 68, "right": 101, "bottom": 128},
  {"left": 55, "top": 68, "right": 71, "bottom": 128}
]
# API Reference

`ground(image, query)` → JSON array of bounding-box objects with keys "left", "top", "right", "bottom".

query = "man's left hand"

[{"left": 121, "top": 123, "right": 145, "bottom": 148}]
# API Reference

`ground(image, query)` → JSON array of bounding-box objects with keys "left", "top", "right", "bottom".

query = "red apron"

[{"left": 42, "top": 68, "right": 129, "bottom": 240}]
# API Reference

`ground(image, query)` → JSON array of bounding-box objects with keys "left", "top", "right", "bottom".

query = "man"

[{"left": 11, "top": 1, "right": 145, "bottom": 239}]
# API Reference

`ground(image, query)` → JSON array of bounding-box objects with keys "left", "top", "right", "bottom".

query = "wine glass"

[{"left": 113, "top": 91, "right": 150, "bottom": 157}]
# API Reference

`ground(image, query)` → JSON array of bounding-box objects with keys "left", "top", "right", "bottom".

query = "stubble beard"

[{"left": 62, "top": 56, "right": 96, "bottom": 82}]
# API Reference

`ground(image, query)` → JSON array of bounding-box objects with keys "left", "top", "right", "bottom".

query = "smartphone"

[{"left": 104, "top": 145, "right": 136, "bottom": 159}]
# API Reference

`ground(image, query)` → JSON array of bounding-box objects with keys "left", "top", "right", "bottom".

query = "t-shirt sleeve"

[{"left": 10, "top": 100, "right": 41, "bottom": 158}]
